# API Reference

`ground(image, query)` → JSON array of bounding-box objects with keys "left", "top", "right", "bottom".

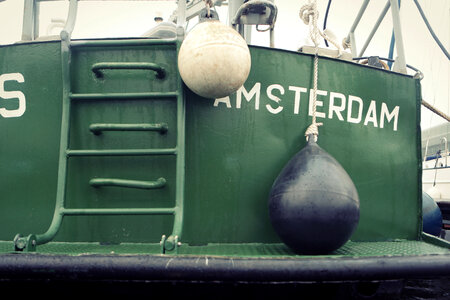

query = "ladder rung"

[
  {"left": 70, "top": 92, "right": 178, "bottom": 100},
  {"left": 66, "top": 148, "right": 177, "bottom": 157},
  {"left": 90, "top": 177, "right": 166, "bottom": 189},
  {"left": 89, "top": 123, "right": 168, "bottom": 135},
  {"left": 92, "top": 62, "right": 166, "bottom": 79},
  {"left": 18, "top": 35, "right": 185, "bottom": 250},
  {"left": 61, "top": 207, "right": 176, "bottom": 216},
  {"left": 70, "top": 39, "right": 177, "bottom": 48}
]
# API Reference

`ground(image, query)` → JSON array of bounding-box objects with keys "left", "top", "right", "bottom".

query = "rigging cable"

[
  {"left": 322, "top": 0, "right": 332, "bottom": 47},
  {"left": 387, "top": 32, "right": 395, "bottom": 69},
  {"left": 422, "top": 99, "right": 450, "bottom": 123},
  {"left": 413, "top": 0, "right": 450, "bottom": 60}
]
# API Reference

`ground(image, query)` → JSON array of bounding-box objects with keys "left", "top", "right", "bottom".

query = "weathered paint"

[
  {"left": 0, "top": 40, "right": 421, "bottom": 247},
  {"left": 178, "top": 20, "right": 251, "bottom": 98},
  {"left": 184, "top": 46, "right": 421, "bottom": 244}
]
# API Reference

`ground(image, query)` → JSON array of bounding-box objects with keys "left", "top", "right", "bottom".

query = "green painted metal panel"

[
  {"left": 0, "top": 41, "right": 421, "bottom": 247},
  {"left": 183, "top": 46, "right": 420, "bottom": 244},
  {"left": 0, "top": 41, "right": 61, "bottom": 239},
  {"left": 61, "top": 41, "right": 182, "bottom": 244}
]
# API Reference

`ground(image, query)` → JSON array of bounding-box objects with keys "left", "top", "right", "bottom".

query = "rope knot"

[
  {"left": 342, "top": 37, "right": 351, "bottom": 50},
  {"left": 300, "top": 1, "right": 343, "bottom": 57},
  {"left": 305, "top": 122, "right": 323, "bottom": 141},
  {"left": 299, "top": 4, "right": 318, "bottom": 25}
]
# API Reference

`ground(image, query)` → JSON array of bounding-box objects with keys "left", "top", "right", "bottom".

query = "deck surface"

[{"left": 0, "top": 239, "right": 448, "bottom": 257}]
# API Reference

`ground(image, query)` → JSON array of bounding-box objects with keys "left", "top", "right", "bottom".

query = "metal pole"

[
  {"left": 358, "top": 1, "right": 391, "bottom": 57},
  {"left": 34, "top": 0, "right": 79, "bottom": 246},
  {"left": 33, "top": 1, "right": 40, "bottom": 39},
  {"left": 228, "top": 0, "right": 245, "bottom": 26},
  {"left": 22, "top": 0, "right": 37, "bottom": 40},
  {"left": 389, "top": 0, "right": 407, "bottom": 73},
  {"left": 349, "top": 32, "right": 357, "bottom": 57},
  {"left": 344, "top": 0, "right": 370, "bottom": 56},
  {"left": 229, "top": 0, "right": 251, "bottom": 43},
  {"left": 177, "top": 0, "right": 186, "bottom": 27},
  {"left": 63, "top": 0, "right": 79, "bottom": 36}
]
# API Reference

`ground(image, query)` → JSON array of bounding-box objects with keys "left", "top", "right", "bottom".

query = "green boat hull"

[{"left": 0, "top": 38, "right": 448, "bottom": 285}]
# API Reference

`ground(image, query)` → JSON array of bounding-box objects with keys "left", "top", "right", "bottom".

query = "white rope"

[
  {"left": 299, "top": 2, "right": 343, "bottom": 57},
  {"left": 342, "top": 38, "right": 351, "bottom": 50},
  {"left": 204, "top": 0, "right": 213, "bottom": 17},
  {"left": 300, "top": 0, "right": 325, "bottom": 142}
]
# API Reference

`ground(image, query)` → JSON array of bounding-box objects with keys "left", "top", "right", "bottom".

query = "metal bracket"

[
  {"left": 13, "top": 234, "right": 37, "bottom": 252},
  {"left": 160, "top": 235, "right": 181, "bottom": 254},
  {"left": 232, "top": 0, "right": 277, "bottom": 26},
  {"left": 199, "top": 8, "right": 220, "bottom": 22},
  {"left": 231, "top": 0, "right": 278, "bottom": 47}
]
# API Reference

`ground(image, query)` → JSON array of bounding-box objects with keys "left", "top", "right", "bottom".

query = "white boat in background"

[{"left": 422, "top": 123, "right": 450, "bottom": 236}]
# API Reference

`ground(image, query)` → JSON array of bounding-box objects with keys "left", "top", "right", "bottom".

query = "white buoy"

[{"left": 178, "top": 20, "right": 251, "bottom": 99}]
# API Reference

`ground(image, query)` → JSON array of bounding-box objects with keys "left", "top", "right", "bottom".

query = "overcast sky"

[{"left": 0, "top": 0, "right": 448, "bottom": 130}]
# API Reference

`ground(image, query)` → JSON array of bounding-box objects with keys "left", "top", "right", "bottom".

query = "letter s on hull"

[{"left": 0, "top": 73, "right": 26, "bottom": 118}]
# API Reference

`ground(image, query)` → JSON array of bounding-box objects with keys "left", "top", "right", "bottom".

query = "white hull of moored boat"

[
  {"left": 423, "top": 157, "right": 450, "bottom": 241},
  {"left": 423, "top": 157, "right": 450, "bottom": 200}
]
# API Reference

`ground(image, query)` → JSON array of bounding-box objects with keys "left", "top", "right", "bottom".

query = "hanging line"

[
  {"left": 300, "top": 2, "right": 343, "bottom": 58},
  {"left": 413, "top": 0, "right": 450, "bottom": 61},
  {"left": 300, "top": 1, "right": 322, "bottom": 141},
  {"left": 300, "top": 0, "right": 341, "bottom": 142},
  {"left": 422, "top": 99, "right": 450, "bottom": 123},
  {"left": 204, "top": 0, "right": 213, "bottom": 18}
]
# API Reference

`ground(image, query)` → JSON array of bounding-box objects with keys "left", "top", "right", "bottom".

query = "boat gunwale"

[
  {"left": 0, "top": 250, "right": 449, "bottom": 282},
  {"left": 0, "top": 37, "right": 416, "bottom": 79}
]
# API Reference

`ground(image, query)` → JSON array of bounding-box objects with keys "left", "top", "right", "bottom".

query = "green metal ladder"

[{"left": 14, "top": 0, "right": 186, "bottom": 254}]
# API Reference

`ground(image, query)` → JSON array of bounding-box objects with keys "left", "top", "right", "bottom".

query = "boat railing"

[
  {"left": 343, "top": 0, "right": 407, "bottom": 74},
  {"left": 231, "top": 0, "right": 277, "bottom": 48},
  {"left": 441, "top": 137, "right": 448, "bottom": 167},
  {"left": 423, "top": 137, "right": 449, "bottom": 169},
  {"left": 21, "top": 0, "right": 280, "bottom": 49},
  {"left": 424, "top": 139, "right": 430, "bottom": 163},
  {"left": 342, "top": 0, "right": 450, "bottom": 75},
  {"left": 21, "top": 0, "right": 189, "bottom": 42}
]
